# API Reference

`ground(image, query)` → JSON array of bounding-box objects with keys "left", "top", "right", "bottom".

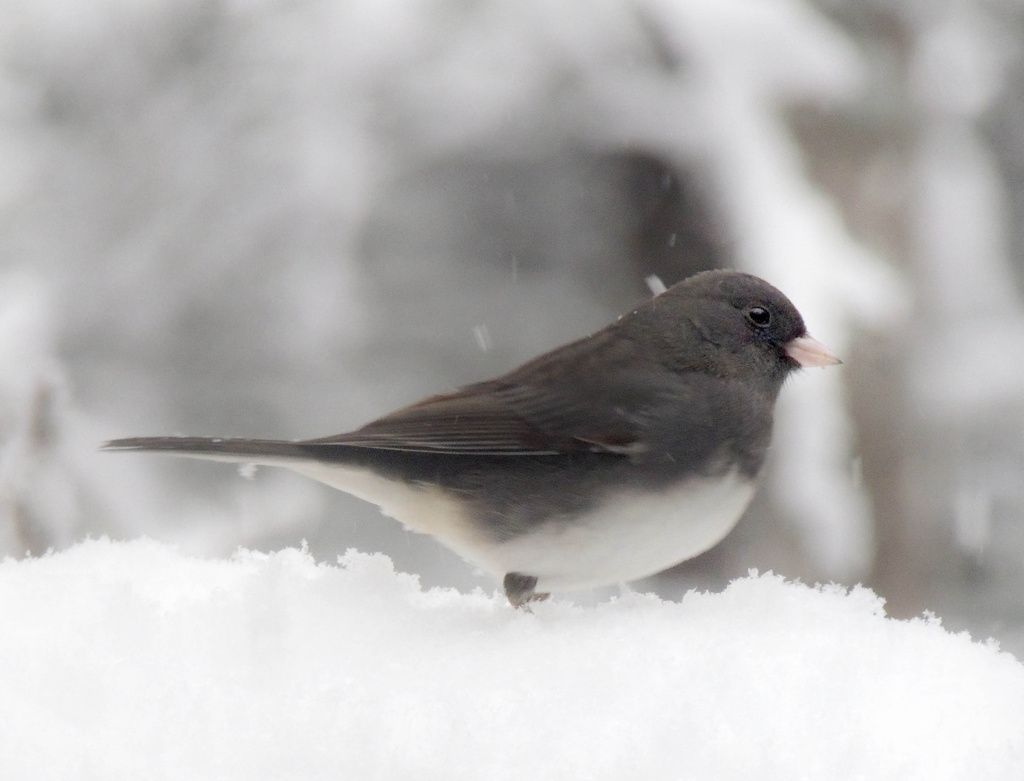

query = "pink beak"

[{"left": 784, "top": 334, "right": 842, "bottom": 368}]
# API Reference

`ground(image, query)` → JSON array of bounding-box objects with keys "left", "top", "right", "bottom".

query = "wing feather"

[{"left": 304, "top": 331, "right": 675, "bottom": 456}]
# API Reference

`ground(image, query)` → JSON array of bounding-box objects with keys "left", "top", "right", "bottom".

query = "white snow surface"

[{"left": 0, "top": 539, "right": 1021, "bottom": 780}]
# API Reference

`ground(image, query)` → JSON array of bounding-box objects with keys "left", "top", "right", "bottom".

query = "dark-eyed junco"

[{"left": 104, "top": 270, "right": 839, "bottom": 607}]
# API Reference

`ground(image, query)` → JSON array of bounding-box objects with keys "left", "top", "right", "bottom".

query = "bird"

[{"left": 103, "top": 270, "right": 840, "bottom": 607}]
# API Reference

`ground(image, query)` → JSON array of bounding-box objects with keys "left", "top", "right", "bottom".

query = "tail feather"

[{"left": 101, "top": 436, "right": 316, "bottom": 465}]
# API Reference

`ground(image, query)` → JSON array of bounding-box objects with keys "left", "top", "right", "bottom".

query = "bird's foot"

[{"left": 503, "top": 572, "right": 550, "bottom": 610}]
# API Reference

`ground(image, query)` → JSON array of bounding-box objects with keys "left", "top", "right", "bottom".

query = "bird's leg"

[{"left": 503, "top": 572, "right": 550, "bottom": 610}]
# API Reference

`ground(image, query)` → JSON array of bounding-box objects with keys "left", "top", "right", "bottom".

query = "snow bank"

[{"left": 0, "top": 540, "right": 1021, "bottom": 779}]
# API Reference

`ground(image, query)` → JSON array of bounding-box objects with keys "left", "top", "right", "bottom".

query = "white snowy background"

[
  {"left": 2, "top": 540, "right": 1023, "bottom": 779},
  {"left": 1, "top": 0, "right": 1024, "bottom": 776}
]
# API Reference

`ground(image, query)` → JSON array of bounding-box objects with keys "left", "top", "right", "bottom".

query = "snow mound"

[{"left": 0, "top": 539, "right": 1021, "bottom": 779}]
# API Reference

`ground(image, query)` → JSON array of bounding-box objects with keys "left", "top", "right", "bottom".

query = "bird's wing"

[
  {"left": 307, "top": 331, "right": 676, "bottom": 456},
  {"left": 306, "top": 388, "right": 582, "bottom": 455},
  {"left": 305, "top": 385, "right": 655, "bottom": 456}
]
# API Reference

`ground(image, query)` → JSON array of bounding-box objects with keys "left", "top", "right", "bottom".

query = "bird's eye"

[{"left": 747, "top": 307, "right": 772, "bottom": 328}]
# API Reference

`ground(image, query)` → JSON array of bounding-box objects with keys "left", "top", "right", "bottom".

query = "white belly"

[
  {"left": 475, "top": 471, "right": 757, "bottom": 592},
  {"left": 281, "top": 458, "right": 755, "bottom": 594}
]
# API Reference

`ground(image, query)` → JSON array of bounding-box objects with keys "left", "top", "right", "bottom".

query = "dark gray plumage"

[{"left": 104, "top": 270, "right": 840, "bottom": 606}]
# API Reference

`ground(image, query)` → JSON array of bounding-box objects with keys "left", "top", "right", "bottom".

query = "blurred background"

[{"left": 1, "top": 0, "right": 1022, "bottom": 654}]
